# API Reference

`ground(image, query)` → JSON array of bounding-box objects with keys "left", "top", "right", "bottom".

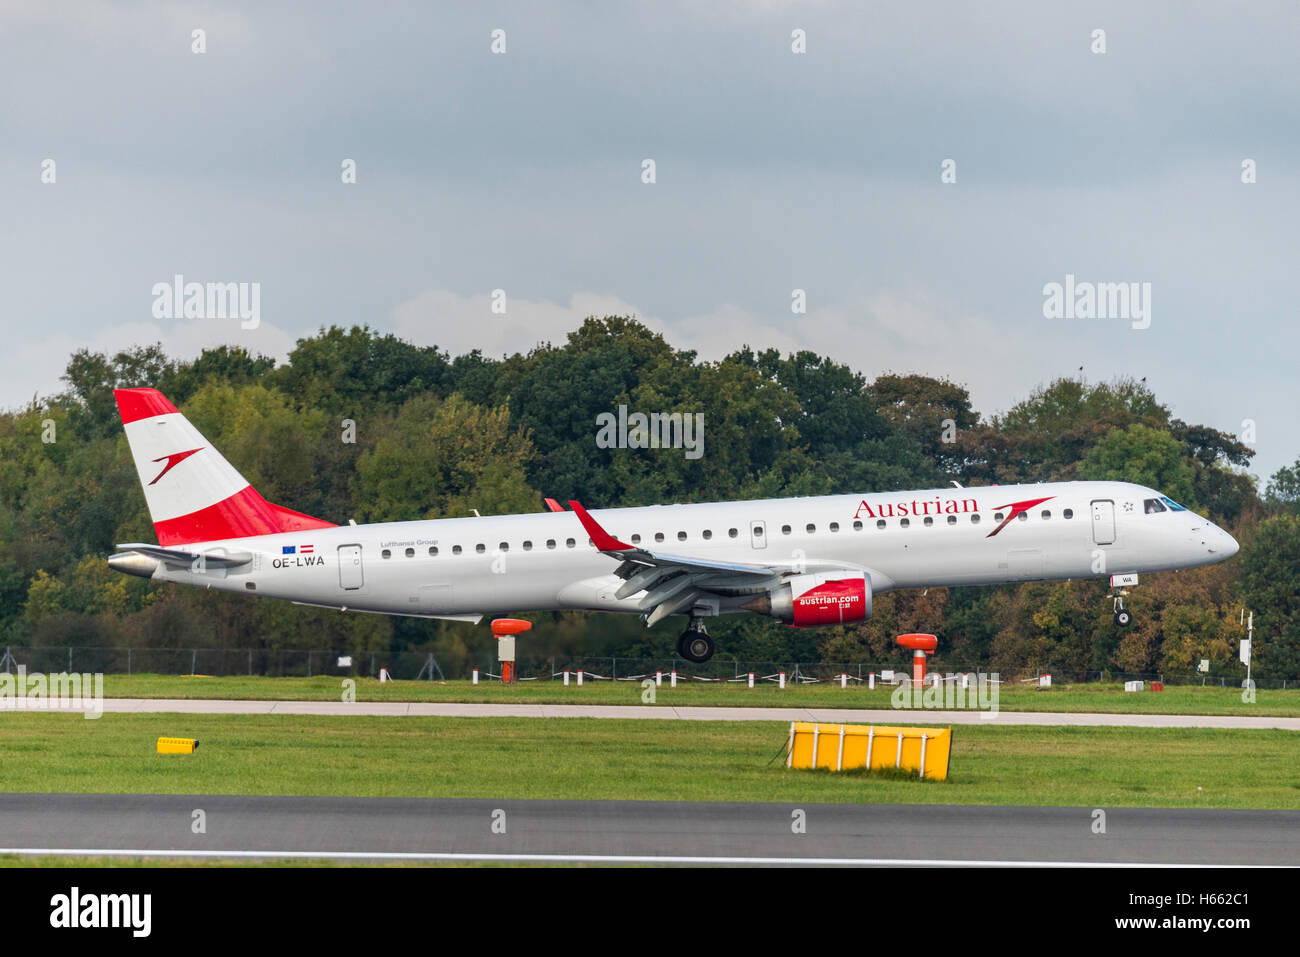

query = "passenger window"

[
  {"left": 429, "top": 546, "right": 438, "bottom": 556},
  {"left": 476, "top": 544, "right": 486, "bottom": 554},
  {"left": 947, "top": 515, "right": 957, "bottom": 525},
  {"left": 994, "top": 512, "right": 1004, "bottom": 522},
  {"left": 1063, "top": 509, "right": 1073, "bottom": 519},
  {"left": 900, "top": 518, "right": 910, "bottom": 529},
  {"left": 702, "top": 530, "right": 712, "bottom": 540},
  {"left": 546, "top": 540, "right": 556, "bottom": 549},
  {"left": 806, "top": 524, "right": 816, "bottom": 534},
  {"left": 523, "top": 541, "right": 532, "bottom": 551},
  {"left": 565, "top": 538, "right": 576, "bottom": 548},
  {"left": 405, "top": 547, "right": 414, "bottom": 558},
  {"left": 853, "top": 520, "right": 863, "bottom": 531},
  {"left": 452, "top": 545, "right": 463, "bottom": 555},
  {"left": 382, "top": 549, "right": 392, "bottom": 559},
  {"left": 677, "top": 531, "right": 687, "bottom": 541},
  {"left": 655, "top": 533, "right": 665, "bottom": 543},
  {"left": 498, "top": 542, "right": 509, "bottom": 552},
  {"left": 1041, "top": 511, "right": 1051, "bottom": 519},
  {"left": 829, "top": 522, "right": 839, "bottom": 532},
  {"left": 782, "top": 525, "right": 792, "bottom": 535},
  {"left": 924, "top": 516, "right": 933, "bottom": 527},
  {"left": 1017, "top": 513, "right": 1027, "bottom": 522},
  {"left": 876, "top": 519, "right": 886, "bottom": 529},
  {"left": 631, "top": 534, "right": 641, "bottom": 544},
  {"left": 971, "top": 514, "right": 981, "bottom": 524},
  {"left": 728, "top": 528, "right": 738, "bottom": 538}
]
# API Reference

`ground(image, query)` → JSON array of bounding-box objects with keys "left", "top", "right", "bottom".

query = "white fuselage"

[{"left": 147, "top": 481, "right": 1238, "bottom": 620}]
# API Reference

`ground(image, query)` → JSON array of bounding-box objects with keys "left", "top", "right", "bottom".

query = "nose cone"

[{"left": 1200, "top": 524, "right": 1238, "bottom": 559}]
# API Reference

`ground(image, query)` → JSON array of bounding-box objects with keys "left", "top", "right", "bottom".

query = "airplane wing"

[{"left": 567, "top": 500, "right": 784, "bottom": 626}]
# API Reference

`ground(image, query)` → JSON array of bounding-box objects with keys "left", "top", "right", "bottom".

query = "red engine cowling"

[{"left": 741, "top": 573, "right": 871, "bottom": 626}]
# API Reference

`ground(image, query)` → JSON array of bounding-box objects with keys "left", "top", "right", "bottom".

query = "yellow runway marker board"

[
  {"left": 156, "top": 737, "right": 199, "bottom": 755},
  {"left": 786, "top": 722, "right": 951, "bottom": 780}
]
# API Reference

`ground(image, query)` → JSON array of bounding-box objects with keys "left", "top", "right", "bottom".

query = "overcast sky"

[{"left": 2, "top": 1, "right": 1296, "bottom": 483}]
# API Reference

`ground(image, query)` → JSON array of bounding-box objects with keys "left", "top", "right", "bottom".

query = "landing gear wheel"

[
  {"left": 678, "top": 631, "right": 715, "bottom": 664},
  {"left": 1114, "top": 609, "right": 1132, "bottom": 627}
]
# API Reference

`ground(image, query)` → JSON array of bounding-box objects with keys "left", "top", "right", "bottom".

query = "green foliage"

[
  {"left": 1239, "top": 513, "right": 1300, "bottom": 677},
  {"left": 1077, "top": 423, "right": 1199, "bottom": 508},
  {"left": 355, "top": 393, "right": 538, "bottom": 522},
  {"left": 1264, "top": 458, "right": 1300, "bottom": 515}
]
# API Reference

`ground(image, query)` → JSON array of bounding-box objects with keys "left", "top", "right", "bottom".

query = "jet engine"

[{"left": 740, "top": 572, "right": 871, "bottom": 626}]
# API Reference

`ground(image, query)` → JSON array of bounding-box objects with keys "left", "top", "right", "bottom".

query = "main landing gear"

[{"left": 677, "top": 618, "right": 715, "bottom": 663}]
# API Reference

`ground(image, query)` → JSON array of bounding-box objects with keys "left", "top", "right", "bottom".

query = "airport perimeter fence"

[{"left": 0, "top": 646, "right": 1291, "bottom": 689}]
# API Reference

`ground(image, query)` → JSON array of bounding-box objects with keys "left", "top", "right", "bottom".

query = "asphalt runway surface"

[
  {"left": 1, "top": 794, "right": 1294, "bottom": 865},
  {"left": 10, "top": 697, "right": 1300, "bottom": 729}
]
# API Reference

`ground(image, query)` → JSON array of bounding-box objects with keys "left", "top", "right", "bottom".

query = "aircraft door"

[
  {"left": 750, "top": 520, "right": 767, "bottom": 549},
  {"left": 1090, "top": 500, "right": 1115, "bottom": 545},
  {"left": 338, "top": 544, "right": 364, "bottom": 590}
]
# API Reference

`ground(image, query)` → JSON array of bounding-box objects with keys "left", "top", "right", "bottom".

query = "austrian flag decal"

[{"left": 273, "top": 544, "right": 323, "bottom": 568}]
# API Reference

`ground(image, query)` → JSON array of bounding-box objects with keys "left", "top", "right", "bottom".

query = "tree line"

[{"left": 3, "top": 316, "right": 1299, "bottom": 678}]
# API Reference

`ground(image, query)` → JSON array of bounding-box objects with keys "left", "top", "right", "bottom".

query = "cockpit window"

[
  {"left": 1160, "top": 496, "right": 1187, "bottom": 511},
  {"left": 1143, "top": 498, "right": 1166, "bottom": 514}
]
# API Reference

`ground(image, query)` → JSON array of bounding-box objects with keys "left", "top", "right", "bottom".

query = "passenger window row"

[{"left": 377, "top": 509, "right": 1077, "bottom": 557}]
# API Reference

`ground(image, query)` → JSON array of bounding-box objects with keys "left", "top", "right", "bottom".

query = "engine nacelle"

[{"left": 741, "top": 573, "right": 871, "bottom": 626}]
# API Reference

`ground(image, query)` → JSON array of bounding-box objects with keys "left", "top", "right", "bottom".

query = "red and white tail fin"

[{"left": 115, "top": 388, "right": 336, "bottom": 546}]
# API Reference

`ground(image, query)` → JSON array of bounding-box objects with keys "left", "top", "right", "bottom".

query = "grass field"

[
  {"left": 91, "top": 673, "right": 1300, "bottom": 717},
  {"left": 2, "top": 712, "right": 1297, "bottom": 809}
]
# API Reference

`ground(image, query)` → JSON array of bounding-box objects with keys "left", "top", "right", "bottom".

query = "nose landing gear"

[
  {"left": 677, "top": 617, "right": 715, "bottom": 663},
  {"left": 1108, "top": 573, "right": 1138, "bottom": 627}
]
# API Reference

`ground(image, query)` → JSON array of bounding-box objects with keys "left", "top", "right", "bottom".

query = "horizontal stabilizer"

[{"left": 113, "top": 543, "right": 252, "bottom": 568}]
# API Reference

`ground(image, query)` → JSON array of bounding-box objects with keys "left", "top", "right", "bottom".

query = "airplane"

[{"left": 107, "top": 387, "right": 1240, "bottom": 663}]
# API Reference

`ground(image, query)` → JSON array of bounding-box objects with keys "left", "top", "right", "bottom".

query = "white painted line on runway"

[{"left": 0, "top": 848, "right": 1279, "bottom": 867}]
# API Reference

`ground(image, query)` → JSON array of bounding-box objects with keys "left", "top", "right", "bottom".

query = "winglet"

[
  {"left": 543, "top": 498, "right": 565, "bottom": 513},
  {"left": 567, "top": 500, "right": 633, "bottom": 551}
]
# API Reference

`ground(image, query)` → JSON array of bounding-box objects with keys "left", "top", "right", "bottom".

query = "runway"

[
  {"left": 10, "top": 697, "right": 1300, "bottom": 729},
  {"left": 0, "top": 794, "right": 1293, "bottom": 865}
]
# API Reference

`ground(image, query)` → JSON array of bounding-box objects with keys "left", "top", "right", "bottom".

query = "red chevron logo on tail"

[{"left": 148, "top": 448, "right": 203, "bottom": 485}]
